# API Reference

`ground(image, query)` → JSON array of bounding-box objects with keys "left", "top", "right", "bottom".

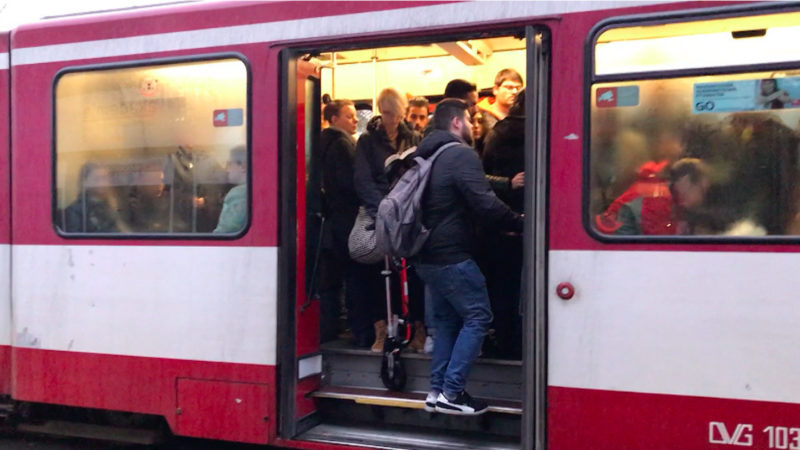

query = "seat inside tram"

[{"left": 300, "top": 34, "right": 528, "bottom": 448}]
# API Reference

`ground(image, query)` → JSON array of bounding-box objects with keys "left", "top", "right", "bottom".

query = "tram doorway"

[{"left": 279, "top": 26, "right": 549, "bottom": 449}]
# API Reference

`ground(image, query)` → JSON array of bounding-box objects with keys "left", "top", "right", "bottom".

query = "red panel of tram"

[{"left": 176, "top": 378, "right": 271, "bottom": 443}]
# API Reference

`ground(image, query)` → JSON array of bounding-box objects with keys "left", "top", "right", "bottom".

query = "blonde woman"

[
  {"left": 354, "top": 87, "right": 420, "bottom": 217},
  {"left": 352, "top": 87, "right": 422, "bottom": 352}
]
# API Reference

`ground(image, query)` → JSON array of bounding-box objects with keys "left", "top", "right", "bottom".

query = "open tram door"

[
  {"left": 278, "top": 53, "right": 325, "bottom": 440},
  {"left": 278, "top": 25, "right": 550, "bottom": 448}
]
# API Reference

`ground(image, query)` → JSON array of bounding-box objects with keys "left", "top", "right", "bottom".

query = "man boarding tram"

[{"left": 412, "top": 99, "right": 523, "bottom": 415}]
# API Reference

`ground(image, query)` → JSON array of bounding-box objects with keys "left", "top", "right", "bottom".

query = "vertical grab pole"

[{"left": 371, "top": 52, "right": 378, "bottom": 112}]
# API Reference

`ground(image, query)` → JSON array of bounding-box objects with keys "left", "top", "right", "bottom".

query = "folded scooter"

[{"left": 379, "top": 255, "right": 412, "bottom": 391}]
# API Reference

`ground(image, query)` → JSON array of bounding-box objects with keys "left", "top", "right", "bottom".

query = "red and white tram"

[{"left": 2, "top": 1, "right": 800, "bottom": 448}]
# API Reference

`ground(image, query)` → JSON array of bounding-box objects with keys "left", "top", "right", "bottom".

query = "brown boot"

[
  {"left": 409, "top": 321, "right": 426, "bottom": 353},
  {"left": 371, "top": 320, "right": 387, "bottom": 353}
]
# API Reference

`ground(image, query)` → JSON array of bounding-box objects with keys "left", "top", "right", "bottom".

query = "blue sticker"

[
  {"left": 693, "top": 77, "right": 800, "bottom": 114},
  {"left": 693, "top": 80, "right": 757, "bottom": 114}
]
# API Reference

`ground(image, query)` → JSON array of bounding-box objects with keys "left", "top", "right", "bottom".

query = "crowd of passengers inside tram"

[
  {"left": 317, "top": 69, "right": 526, "bottom": 360},
  {"left": 592, "top": 106, "right": 800, "bottom": 237},
  {"left": 61, "top": 145, "right": 248, "bottom": 234}
]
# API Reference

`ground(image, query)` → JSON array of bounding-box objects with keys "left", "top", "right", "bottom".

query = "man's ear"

[{"left": 450, "top": 115, "right": 462, "bottom": 130}]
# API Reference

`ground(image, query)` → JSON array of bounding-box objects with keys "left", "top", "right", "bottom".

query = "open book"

[
  {"left": 384, "top": 146, "right": 418, "bottom": 185},
  {"left": 384, "top": 146, "right": 418, "bottom": 169}
]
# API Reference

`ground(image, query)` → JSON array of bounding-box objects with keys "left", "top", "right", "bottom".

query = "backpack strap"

[
  {"left": 415, "top": 141, "right": 462, "bottom": 238},
  {"left": 414, "top": 141, "right": 461, "bottom": 166}
]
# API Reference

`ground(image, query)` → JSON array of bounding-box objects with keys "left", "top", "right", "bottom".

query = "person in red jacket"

[{"left": 608, "top": 158, "right": 709, "bottom": 236}]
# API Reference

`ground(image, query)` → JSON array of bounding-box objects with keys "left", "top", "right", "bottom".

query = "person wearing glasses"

[{"left": 480, "top": 68, "right": 523, "bottom": 131}]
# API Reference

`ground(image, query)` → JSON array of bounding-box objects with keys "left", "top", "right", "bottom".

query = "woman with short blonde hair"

[
  {"left": 377, "top": 87, "right": 407, "bottom": 122},
  {"left": 352, "top": 87, "right": 421, "bottom": 352}
]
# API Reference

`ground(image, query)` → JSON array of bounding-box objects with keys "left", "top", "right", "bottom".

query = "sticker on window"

[
  {"left": 693, "top": 77, "right": 800, "bottom": 114},
  {"left": 596, "top": 86, "right": 639, "bottom": 108},
  {"left": 213, "top": 108, "right": 244, "bottom": 127}
]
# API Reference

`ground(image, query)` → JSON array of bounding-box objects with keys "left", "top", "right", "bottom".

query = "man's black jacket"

[{"left": 414, "top": 130, "right": 523, "bottom": 265}]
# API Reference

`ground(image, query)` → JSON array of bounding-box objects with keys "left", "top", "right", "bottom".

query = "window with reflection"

[
  {"left": 590, "top": 14, "right": 800, "bottom": 237},
  {"left": 591, "top": 73, "right": 800, "bottom": 236},
  {"left": 54, "top": 58, "right": 249, "bottom": 236}
]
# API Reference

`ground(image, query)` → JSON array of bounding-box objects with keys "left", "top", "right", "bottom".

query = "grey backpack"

[{"left": 375, "top": 142, "right": 459, "bottom": 258}]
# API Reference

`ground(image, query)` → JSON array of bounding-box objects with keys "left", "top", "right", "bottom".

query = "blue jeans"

[{"left": 415, "top": 259, "right": 493, "bottom": 398}]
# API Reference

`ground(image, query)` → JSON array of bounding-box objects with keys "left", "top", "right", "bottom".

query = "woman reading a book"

[
  {"left": 353, "top": 87, "right": 420, "bottom": 218},
  {"left": 353, "top": 87, "right": 426, "bottom": 353}
]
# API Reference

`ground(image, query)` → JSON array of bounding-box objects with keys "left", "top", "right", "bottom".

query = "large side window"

[
  {"left": 54, "top": 57, "right": 249, "bottom": 236},
  {"left": 588, "top": 11, "right": 800, "bottom": 238}
]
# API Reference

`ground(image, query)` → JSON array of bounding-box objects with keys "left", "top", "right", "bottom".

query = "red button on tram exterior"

[{"left": 556, "top": 282, "right": 575, "bottom": 300}]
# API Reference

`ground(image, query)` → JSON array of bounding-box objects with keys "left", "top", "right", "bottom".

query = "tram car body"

[{"left": 3, "top": 1, "right": 800, "bottom": 448}]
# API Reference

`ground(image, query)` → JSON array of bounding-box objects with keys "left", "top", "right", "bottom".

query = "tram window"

[
  {"left": 590, "top": 73, "right": 800, "bottom": 237},
  {"left": 53, "top": 58, "right": 249, "bottom": 236},
  {"left": 594, "top": 12, "right": 800, "bottom": 75},
  {"left": 590, "top": 13, "right": 800, "bottom": 238}
]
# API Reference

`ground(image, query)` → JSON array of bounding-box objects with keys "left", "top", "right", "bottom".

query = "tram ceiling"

[{"left": 318, "top": 36, "right": 525, "bottom": 66}]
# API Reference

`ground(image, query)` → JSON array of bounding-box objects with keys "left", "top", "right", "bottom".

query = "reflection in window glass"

[
  {"left": 55, "top": 58, "right": 248, "bottom": 235},
  {"left": 590, "top": 71, "right": 800, "bottom": 237}
]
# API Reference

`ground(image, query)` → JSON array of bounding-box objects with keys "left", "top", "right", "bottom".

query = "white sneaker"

[
  {"left": 424, "top": 390, "right": 440, "bottom": 412},
  {"left": 434, "top": 391, "right": 489, "bottom": 416},
  {"left": 423, "top": 335, "right": 434, "bottom": 354}
]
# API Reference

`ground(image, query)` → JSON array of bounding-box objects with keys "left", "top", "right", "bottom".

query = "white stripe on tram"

[
  {"left": 549, "top": 249, "right": 800, "bottom": 404},
  {"left": 12, "top": 244, "right": 278, "bottom": 365}
]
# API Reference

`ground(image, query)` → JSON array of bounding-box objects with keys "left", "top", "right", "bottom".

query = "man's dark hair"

[
  {"left": 670, "top": 158, "right": 708, "bottom": 185},
  {"left": 494, "top": 68, "right": 523, "bottom": 87},
  {"left": 322, "top": 99, "right": 354, "bottom": 122},
  {"left": 408, "top": 96, "right": 429, "bottom": 110},
  {"left": 433, "top": 98, "right": 469, "bottom": 131},
  {"left": 443, "top": 79, "right": 477, "bottom": 100}
]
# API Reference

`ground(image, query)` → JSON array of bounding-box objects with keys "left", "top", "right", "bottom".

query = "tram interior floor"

[{"left": 301, "top": 339, "right": 522, "bottom": 449}]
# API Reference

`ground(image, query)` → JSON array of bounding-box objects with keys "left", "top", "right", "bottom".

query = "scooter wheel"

[{"left": 380, "top": 355, "right": 407, "bottom": 391}]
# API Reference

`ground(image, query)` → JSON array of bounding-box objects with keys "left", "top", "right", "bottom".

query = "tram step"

[
  {"left": 17, "top": 420, "right": 164, "bottom": 445},
  {"left": 0, "top": 403, "right": 14, "bottom": 414},
  {"left": 320, "top": 339, "right": 522, "bottom": 400},
  {"left": 299, "top": 422, "right": 520, "bottom": 450},
  {"left": 311, "top": 385, "right": 522, "bottom": 415}
]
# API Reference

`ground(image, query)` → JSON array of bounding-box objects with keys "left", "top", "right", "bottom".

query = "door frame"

[
  {"left": 277, "top": 48, "right": 300, "bottom": 439},
  {"left": 278, "top": 24, "right": 551, "bottom": 443},
  {"left": 522, "top": 24, "right": 551, "bottom": 450}
]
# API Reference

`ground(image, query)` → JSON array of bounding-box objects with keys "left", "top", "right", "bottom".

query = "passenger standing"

[
  {"left": 405, "top": 96, "right": 430, "bottom": 133},
  {"left": 414, "top": 99, "right": 523, "bottom": 415},
  {"left": 480, "top": 68, "right": 523, "bottom": 132},
  {"left": 443, "top": 79, "right": 479, "bottom": 116},
  {"left": 317, "top": 100, "right": 366, "bottom": 344},
  {"left": 421, "top": 80, "right": 491, "bottom": 354},
  {"left": 481, "top": 89, "right": 526, "bottom": 359},
  {"left": 354, "top": 88, "right": 422, "bottom": 352}
]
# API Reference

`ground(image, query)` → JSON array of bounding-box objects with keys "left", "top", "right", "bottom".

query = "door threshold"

[{"left": 298, "top": 422, "right": 520, "bottom": 450}]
